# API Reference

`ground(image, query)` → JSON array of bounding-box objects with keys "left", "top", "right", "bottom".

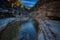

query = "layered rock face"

[
  {"left": 33, "top": 0, "right": 60, "bottom": 20},
  {"left": 46, "top": 1, "right": 60, "bottom": 17}
]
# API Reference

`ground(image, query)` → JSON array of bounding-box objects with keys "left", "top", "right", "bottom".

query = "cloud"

[{"left": 22, "top": 1, "right": 35, "bottom": 4}]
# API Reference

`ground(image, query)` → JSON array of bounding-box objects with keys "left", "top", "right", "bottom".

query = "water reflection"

[{"left": 14, "top": 20, "right": 37, "bottom": 40}]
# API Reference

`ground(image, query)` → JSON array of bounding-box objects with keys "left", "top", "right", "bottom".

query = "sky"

[{"left": 21, "top": 0, "right": 38, "bottom": 7}]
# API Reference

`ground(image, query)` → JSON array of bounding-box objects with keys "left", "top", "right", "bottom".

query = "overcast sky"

[{"left": 21, "top": 0, "right": 38, "bottom": 7}]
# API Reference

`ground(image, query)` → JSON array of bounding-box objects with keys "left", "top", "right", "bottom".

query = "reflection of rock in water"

[
  {"left": 0, "top": 19, "right": 37, "bottom": 40},
  {"left": 33, "top": 19, "right": 40, "bottom": 33},
  {"left": 13, "top": 20, "right": 37, "bottom": 40}
]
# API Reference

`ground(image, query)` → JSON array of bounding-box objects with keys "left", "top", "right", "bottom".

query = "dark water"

[{"left": 14, "top": 20, "right": 37, "bottom": 40}]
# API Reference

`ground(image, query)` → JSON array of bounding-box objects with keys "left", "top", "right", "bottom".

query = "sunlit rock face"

[
  {"left": 0, "top": 0, "right": 24, "bottom": 8},
  {"left": 7, "top": 0, "right": 24, "bottom": 8},
  {"left": 7, "top": 0, "right": 17, "bottom": 3}
]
